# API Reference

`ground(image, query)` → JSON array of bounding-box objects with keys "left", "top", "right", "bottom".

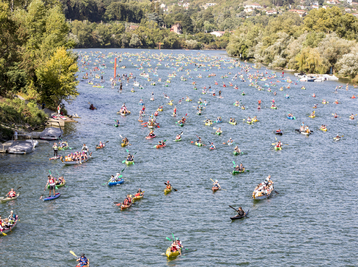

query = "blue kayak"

[
  {"left": 287, "top": 116, "right": 295, "bottom": 120},
  {"left": 108, "top": 179, "right": 124, "bottom": 186},
  {"left": 43, "top": 193, "right": 61, "bottom": 201}
]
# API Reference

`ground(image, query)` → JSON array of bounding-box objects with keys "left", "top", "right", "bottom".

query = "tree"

[
  {"left": 129, "top": 33, "right": 142, "bottom": 47},
  {"left": 36, "top": 47, "right": 79, "bottom": 106}
]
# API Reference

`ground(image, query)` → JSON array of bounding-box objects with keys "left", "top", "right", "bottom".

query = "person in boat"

[
  {"left": 334, "top": 113, "right": 338, "bottom": 118},
  {"left": 176, "top": 133, "right": 182, "bottom": 140},
  {"left": 115, "top": 120, "right": 120, "bottom": 126},
  {"left": 217, "top": 116, "right": 222, "bottom": 122},
  {"left": 77, "top": 254, "right": 88, "bottom": 267},
  {"left": 197, "top": 137, "right": 202, "bottom": 144},
  {"left": 235, "top": 100, "right": 240, "bottom": 106},
  {"left": 276, "top": 141, "right": 282, "bottom": 148},
  {"left": 148, "top": 129, "right": 155, "bottom": 137},
  {"left": 253, "top": 116, "right": 257, "bottom": 121},
  {"left": 166, "top": 181, "right": 172, "bottom": 190},
  {"left": 123, "top": 195, "right": 132, "bottom": 206},
  {"left": 350, "top": 114, "right": 354, "bottom": 120},
  {"left": 236, "top": 207, "right": 245, "bottom": 217},
  {"left": 313, "top": 104, "right": 318, "bottom": 108},
  {"left": 56, "top": 176, "right": 64, "bottom": 185},
  {"left": 210, "top": 142, "right": 216, "bottom": 149},
  {"left": 322, "top": 99, "right": 327, "bottom": 103},
  {"left": 109, "top": 175, "right": 116, "bottom": 183},
  {"left": 213, "top": 180, "right": 221, "bottom": 189},
  {"left": 320, "top": 124, "right": 326, "bottom": 130},
  {"left": 234, "top": 146, "right": 241, "bottom": 153},
  {"left": 276, "top": 128, "right": 282, "bottom": 134},
  {"left": 135, "top": 188, "right": 143, "bottom": 197},
  {"left": 258, "top": 105, "right": 261, "bottom": 110},
  {"left": 89, "top": 104, "right": 95, "bottom": 110},
  {"left": 216, "top": 127, "right": 222, "bottom": 134},
  {"left": 98, "top": 141, "right": 104, "bottom": 148},
  {"left": 235, "top": 164, "right": 244, "bottom": 172},
  {"left": 247, "top": 117, "right": 252, "bottom": 123},
  {"left": 45, "top": 175, "right": 56, "bottom": 197},
  {"left": 310, "top": 111, "right": 315, "bottom": 117},
  {"left": 227, "top": 138, "right": 233, "bottom": 144},
  {"left": 258, "top": 99, "right": 261, "bottom": 105},
  {"left": 6, "top": 188, "right": 16, "bottom": 198},
  {"left": 335, "top": 134, "right": 341, "bottom": 140},
  {"left": 53, "top": 143, "right": 58, "bottom": 157},
  {"left": 126, "top": 154, "right": 133, "bottom": 162},
  {"left": 122, "top": 137, "right": 129, "bottom": 145}
]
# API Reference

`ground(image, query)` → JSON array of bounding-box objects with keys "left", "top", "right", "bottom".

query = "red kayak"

[
  {"left": 145, "top": 135, "right": 156, "bottom": 139},
  {"left": 154, "top": 111, "right": 159, "bottom": 116},
  {"left": 155, "top": 144, "right": 166, "bottom": 149},
  {"left": 212, "top": 186, "right": 219, "bottom": 192}
]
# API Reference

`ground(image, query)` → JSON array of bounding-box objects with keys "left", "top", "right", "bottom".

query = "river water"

[{"left": 1, "top": 49, "right": 357, "bottom": 266}]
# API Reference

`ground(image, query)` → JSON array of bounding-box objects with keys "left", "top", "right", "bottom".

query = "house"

[
  {"left": 244, "top": 3, "right": 262, "bottom": 9},
  {"left": 352, "top": 12, "right": 358, "bottom": 17},
  {"left": 210, "top": 31, "right": 225, "bottom": 37},
  {"left": 265, "top": 10, "right": 277, "bottom": 15},
  {"left": 183, "top": 2, "right": 190, "bottom": 9},
  {"left": 345, "top": 7, "right": 352, "bottom": 12},
  {"left": 170, "top": 23, "right": 182, "bottom": 34},
  {"left": 128, "top": 25, "right": 139, "bottom": 31},
  {"left": 311, "top": 4, "right": 319, "bottom": 8},
  {"left": 202, "top": 3, "right": 217, "bottom": 9},
  {"left": 288, "top": 9, "right": 307, "bottom": 17},
  {"left": 347, "top": 0, "right": 352, "bottom": 4}
]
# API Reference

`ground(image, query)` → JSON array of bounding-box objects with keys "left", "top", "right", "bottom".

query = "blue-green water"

[{"left": 1, "top": 49, "right": 357, "bottom": 266}]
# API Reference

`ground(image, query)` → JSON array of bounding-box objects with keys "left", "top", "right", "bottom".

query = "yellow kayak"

[
  {"left": 252, "top": 119, "right": 258, "bottom": 122},
  {"left": 121, "top": 143, "right": 127, "bottom": 147},
  {"left": 166, "top": 247, "right": 180, "bottom": 259},
  {"left": 205, "top": 122, "right": 212, "bottom": 126},
  {"left": 157, "top": 108, "right": 163, "bottom": 112},
  {"left": 132, "top": 193, "right": 144, "bottom": 202},
  {"left": 164, "top": 187, "right": 172, "bottom": 195}
]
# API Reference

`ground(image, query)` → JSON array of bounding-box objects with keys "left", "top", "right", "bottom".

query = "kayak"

[
  {"left": 125, "top": 160, "right": 134, "bottom": 166},
  {"left": 185, "top": 99, "right": 192, "bottom": 102},
  {"left": 121, "top": 143, "right": 127, "bottom": 147},
  {"left": 179, "top": 123, "right": 184, "bottom": 127},
  {"left": 108, "top": 179, "right": 124, "bottom": 186},
  {"left": 155, "top": 144, "right": 166, "bottom": 149},
  {"left": 252, "top": 119, "right": 258, "bottom": 122},
  {"left": 287, "top": 116, "right": 295, "bottom": 120},
  {"left": 157, "top": 108, "right": 163, "bottom": 112},
  {"left": 229, "top": 121, "right": 237, "bottom": 125},
  {"left": 333, "top": 137, "right": 341, "bottom": 141},
  {"left": 164, "top": 187, "right": 172, "bottom": 195},
  {"left": 212, "top": 186, "right": 219, "bottom": 192},
  {"left": 58, "top": 142, "right": 70, "bottom": 150},
  {"left": 76, "top": 260, "right": 89, "bottom": 267},
  {"left": 271, "top": 106, "right": 277, "bottom": 109},
  {"left": 120, "top": 203, "right": 132, "bottom": 210},
  {"left": 48, "top": 179, "right": 66, "bottom": 189},
  {"left": 195, "top": 142, "right": 202, "bottom": 147},
  {"left": 133, "top": 193, "right": 144, "bottom": 202},
  {"left": 295, "top": 129, "right": 312, "bottom": 135},
  {"left": 114, "top": 124, "right": 119, "bottom": 127},
  {"left": 166, "top": 247, "right": 180, "bottom": 259},
  {"left": 320, "top": 127, "right": 327, "bottom": 132},
  {"left": 145, "top": 135, "right": 156, "bottom": 139},
  {"left": 233, "top": 151, "right": 242, "bottom": 155},
  {"left": 309, "top": 115, "right": 316, "bottom": 118},
  {"left": 274, "top": 146, "right": 282, "bottom": 151},
  {"left": 230, "top": 210, "right": 250, "bottom": 220},
  {"left": 322, "top": 101, "right": 328, "bottom": 104},
  {"left": 1, "top": 216, "right": 18, "bottom": 235},
  {"left": 0, "top": 193, "right": 20, "bottom": 203},
  {"left": 49, "top": 155, "right": 61, "bottom": 160},
  {"left": 197, "top": 112, "right": 202, "bottom": 115},
  {"left": 216, "top": 132, "right": 222, "bottom": 135},
  {"left": 117, "top": 111, "right": 131, "bottom": 116},
  {"left": 232, "top": 168, "right": 245, "bottom": 174},
  {"left": 174, "top": 138, "right": 182, "bottom": 142},
  {"left": 275, "top": 131, "right": 283, "bottom": 135},
  {"left": 246, "top": 121, "right": 253, "bottom": 124},
  {"left": 215, "top": 120, "right": 223, "bottom": 123},
  {"left": 43, "top": 193, "right": 61, "bottom": 201},
  {"left": 205, "top": 122, "right": 212, "bottom": 126},
  {"left": 96, "top": 145, "right": 105, "bottom": 149}
]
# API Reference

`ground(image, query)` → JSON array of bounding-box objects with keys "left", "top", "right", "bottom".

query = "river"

[{"left": 1, "top": 49, "right": 357, "bottom": 266}]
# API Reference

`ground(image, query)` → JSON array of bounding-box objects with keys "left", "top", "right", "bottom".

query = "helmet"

[
  {"left": 167, "top": 181, "right": 170, "bottom": 183},
  {"left": 215, "top": 180, "right": 218, "bottom": 183}
]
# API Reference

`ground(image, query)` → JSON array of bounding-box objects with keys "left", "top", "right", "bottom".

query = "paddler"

[
  {"left": 122, "top": 137, "right": 129, "bottom": 145},
  {"left": 81, "top": 144, "right": 88, "bottom": 154},
  {"left": 175, "top": 133, "right": 182, "bottom": 140},
  {"left": 217, "top": 116, "right": 222, "bottom": 122},
  {"left": 350, "top": 114, "right": 354, "bottom": 120},
  {"left": 98, "top": 141, "right": 104, "bottom": 148},
  {"left": 333, "top": 113, "right": 338, "bottom": 118},
  {"left": 165, "top": 181, "right": 172, "bottom": 190},
  {"left": 53, "top": 142, "right": 58, "bottom": 157},
  {"left": 335, "top": 134, "right": 341, "bottom": 140},
  {"left": 215, "top": 127, "right": 222, "bottom": 134},
  {"left": 276, "top": 141, "right": 282, "bottom": 148},
  {"left": 197, "top": 137, "right": 202, "bottom": 144},
  {"left": 173, "top": 106, "right": 177, "bottom": 116},
  {"left": 276, "top": 128, "right": 282, "bottom": 134},
  {"left": 209, "top": 142, "right": 216, "bottom": 149},
  {"left": 135, "top": 188, "right": 143, "bottom": 197},
  {"left": 123, "top": 194, "right": 132, "bottom": 205},
  {"left": 6, "top": 188, "right": 16, "bottom": 198},
  {"left": 218, "top": 90, "right": 221, "bottom": 97},
  {"left": 148, "top": 129, "right": 155, "bottom": 137},
  {"left": 126, "top": 153, "right": 134, "bottom": 162},
  {"left": 236, "top": 207, "right": 245, "bottom": 217},
  {"left": 235, "top": 163, "right": 244, "bottom": 172},
  {"left": 313, "top": 104, "right": 317, "bottom": 108},
  {"left": 234, "top": 146, "right": 241, "bottom": 153},
  {"left": 247, "top": 117, "right": 252, "bottom": 123},
  {"left": 310, "top": 111, "right": 315, "bottom": 117},
  {"left": 89, "top": 104, "right": 95, "bottom": 110},
  {"left": 77, "top": 254, "right": 88, "bottom": 267},
  {"left": 115, "top": 120, "right": 120, "bottom": 126},
  {"left": 227, "top": 137, "right": 233, "bottom": 144},
  {"left": 288, "top": 113, "right": 293, "bottom": 118},
  {"left": 213, "top": 180, "right": 221, "bottom": 189},
  {"left": 45, "top": 175, "right": 56, "bottom": 197},
  {"left": 253, "top": 116, "right": 257, "bottom": 121}
]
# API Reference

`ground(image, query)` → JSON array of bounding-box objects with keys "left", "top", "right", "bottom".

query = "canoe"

[
  {"left": 166, "top": 247, "right": 180, "bottom": 259},
  {"left": 230, "top": 210, "right": 250, "bottom": 220},
  {"left": 274, "top": 146, "right": 282, "bottom": 151},
  {"left": 125, "top": 160, "right": 134, "bottom": 166},
  {"left": 164, "top": 187, "right": 172, "bottom": 195},
  {"left": 108, "top": 179, "right": 124, "bottom": 186},
  {"left": 121, "top": 143, "right": 127, "bottom": 147},
  {"left": 174, "top": 138, "right": 182, "bottom": 142},
  {"left": 132, "top": 193, "right": 144, "bottom": 202},
  {"left": 60, "top": 156, "right": 91, "bottom": 165},
  {"left": 121, "top": 203, "right": 132, "bottom": 210},
  {"left": 43, "top": 193, "right": 61, "bottom": 201},
  {"left": 216, "top": 132, "right": 222, "bottom": 135},
  {"left": 287, "top": 116, "right": 295, "bottom": 120},
  {"left": 232, "top": 168, "right": 245, "bottom": 174},
  {"left": 1, "top": 216, "right": 18, "bottom": 235},
  {"left": 252, "top": 185, "right": 274, "bottom": 200},
  {"left": 195, "top": 142, "right": 202, "bottom": 147},
  {"left": 320, "top": 127, "right": 327, "bottom": 132},
  {"left": 229, "top": 121, "right": 237, "bottom": 125},
  {"left": 0, "top": 193, "right": 20, "bottom": 203},
  {"left": 212, "top": 186, "right": 219, "bottom": 192},
  {"left": 295, "top": 129, "right": 312, "bottom": 135},
  {"left": 145, "top": 135, "right": 156, "bottom": 139},
  {"left": 48, "top": 179, "right": 66, "bottom": 189},
  {"left": 155, "top": 144, "right": 166, "bottom": 149}
]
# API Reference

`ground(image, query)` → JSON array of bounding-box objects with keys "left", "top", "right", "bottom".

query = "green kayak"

[
  {"left": 232, "top": 169, "right": 246, "bottom": 174},
  {"left": 125, "top": 160, "right": 134, "bottom": 165},
  {"left": 216, "top": 132, "right": 222, "bottom": 135}
]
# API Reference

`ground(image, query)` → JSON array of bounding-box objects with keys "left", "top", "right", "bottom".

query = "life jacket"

[
  {"left": 8, "top": 191, "right": 16, "bottom": 197},
  {"left": 171, "top": 245, "right": 177, "bottom": 252},
  {"left": 166, "top": 185, "right": 171, "bottom": 189},
  {"left": 49, "top": 178, "right": 56, "bottom": 186},
  {"left": 53, "top": 145, "right": 58, "bottom": 150},
  {"left": 135, "top": 193, "right": 141, "bottom": 197}
]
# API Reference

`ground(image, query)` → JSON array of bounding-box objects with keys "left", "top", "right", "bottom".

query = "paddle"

[
  {"left": 164, "top": 182, "right": 177, "bottom": 191},
  {"left": 70, "top": 251, "right": 78, "bottom": 258},
  {"left": 1, "top": 232, "right": 7, "bottom": 236},
  {"left": 229, "top": 205, "right": 238, "bottom": 212}
]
